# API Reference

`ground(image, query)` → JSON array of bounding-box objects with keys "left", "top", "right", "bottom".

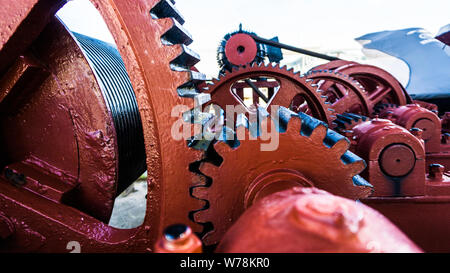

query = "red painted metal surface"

[
  {"left": 311, "top": 61, "right": 410, "bottom": 113},
  {"left": 376, "top": 104, "right": 442, "bottom": 153},
  {"left": 1, "top": 0, "right": 449, "bottom": 254},
  {"left": 305, "top": 70, "right": 371, "bottom": 122},
  {"left": 204, "top": 64, "right": 335, "bottom": 125},
  {"left": 0, "top": 18, "right": 118, "bottom": 222},
  {"left": 0, "top": 0, "right": 205, "bottom": 252},
  {"left": 190, "top": 114, "right": 371, "bottom": 246},
  {"left": 216, "top": 187, "right": 422, "bottom": 253},
  {"left": 224, "top": 33, "right": 258, "bottom": 67},
  {"left": 331, "top": 115, "right": 450, "bottom": 251},
  {"left": 351, "top": 118, "right": 426, "bottom": 197},
  {"left": 374, "top": 104, "right": 450, "bottom": 173}
]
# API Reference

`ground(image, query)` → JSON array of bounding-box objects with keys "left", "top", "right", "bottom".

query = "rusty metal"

[{"left": 216, "top": 187, "right": 422, "bottom": 253}]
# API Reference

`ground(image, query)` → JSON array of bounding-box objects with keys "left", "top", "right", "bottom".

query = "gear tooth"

[
  {"left": 235, "top": 122, "right": 250, "bottom": 143},
  {"left": 353, "top": 174, "right": 373, "bottom": 188},
  {"left": 298, "top": 112, "right": 328, "bottom": 138},
  {"left": 308, "top": 122, "right": 328, "bottom": 143},
  {"left": 345, "top": 113, "right": 364, "bottom": 121},
  {"left": 218, "top": 126, "right": 240, "bottom": 148},
  {"left": 183, "top": 108, "right": 214, "bottom": 125},
  {"left": 190, "top": 194, "right": 208, "bottom": 209},
  {"left": 177, "top": 74, "right": 207, "bottom": 98},
  {"left": 189, "top": 221, "right": 205, "bottom": 234},
  {"left": 248, "top": 118, "right": 261, "bottom": 138},
  {"left": 187, "top": 136, "right": 213, "bottom": 151},
  {"left": 150, "top": 0, "right": 185, "bottom": 25},
  {"left": 324, "top": 130, "right": 351, "bottom": 156},
  {"left": 257, "top": 106, "right": 270, "bottom": 118},
  {"left": 341, "top": 150, "right": 367, "bottom": 170},
  {"left": 273, "top": 106, "right": 298, "bottom": 133},
  {"left": 170, "top": 44, "right": 201, "bottom": 69},
  {"left": 337, "top": 113, "right": 355, "bottom": 123},
  {"left": 192, "top": 209, "right": 211, "bottom": 225},
  {"left": 193, "top": 93, "right": 211, "bottom": 106},
  {"left": 201, "top": 230, "right": 216, "bottom": 245},
  {"left": 284, "top": 114, "right": 303, "bottom": 135},
  {"left": 191, "top": 186, "right": 209, "bottom": 200},
  {"left": 247, "top": 108, "right": 271, "bottom": 138},
  {"left": 198, "top": 158, "right": 222, "bottom": 179},
  {"left": 161, "top": 18, "right": 193, "bottom": 46},
  {"left": 235, "top": 113, "right": 249, "bottom": 129},
  {"left": 350, "top": 175, "right": 373, "bottom": 198}
]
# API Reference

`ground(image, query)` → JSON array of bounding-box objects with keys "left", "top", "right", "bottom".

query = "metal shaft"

[
  {"left": 251, "top": 35, "right": 340, "bottom": 61},
  {"left": 244, "top": 79, "right": 269, "bottom": 103}
]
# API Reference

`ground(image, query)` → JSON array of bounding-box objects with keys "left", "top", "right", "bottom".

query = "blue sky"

[{"left": 58, "top": 0, "right": 450, "bottom": 76}]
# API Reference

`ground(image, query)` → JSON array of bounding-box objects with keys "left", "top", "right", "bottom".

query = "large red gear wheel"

[
  {"left": 202, "top": 64, "right": 335, "bottom": 126},
  {"left": 190, "top": 108, "right": 372, "bottom": 245},
  {"left": 305, "top": 69, "right": 371, "bottom": 123},
  {"left": 0, "top": 0, "right": 207, "bottom": 252},
  {"left": 312, "top": 60, "right": 410, "bottom": 112}
]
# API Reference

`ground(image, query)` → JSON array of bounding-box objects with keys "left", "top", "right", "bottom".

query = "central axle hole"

[{"left": 237, "top": 45, "right": 245, "bottom": 54}]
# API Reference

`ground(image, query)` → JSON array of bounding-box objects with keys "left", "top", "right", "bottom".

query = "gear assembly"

[{"left": 0, "top": 0, "right": 449, "bottom": 253}]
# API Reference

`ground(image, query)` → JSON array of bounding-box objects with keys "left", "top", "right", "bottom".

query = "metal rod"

[
  {"left": 244, "top": 79, "right": 269, "bottom": 103},
  {"left": 251, "top": 35, "right": 341, "bottom": 61}
]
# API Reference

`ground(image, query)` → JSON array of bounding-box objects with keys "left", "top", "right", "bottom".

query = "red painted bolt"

[
  {"left": 154, "top": 224, "right": 202, "bottom": 253},
  {"left": 385, "top": 111, "right": 394, "bottom": 120},
  {"left": 428, "top": 164, "right": 445, "bottom": 181}
]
